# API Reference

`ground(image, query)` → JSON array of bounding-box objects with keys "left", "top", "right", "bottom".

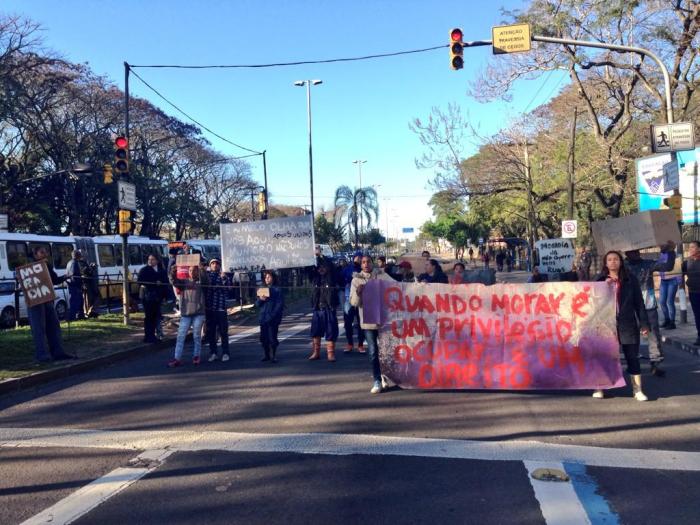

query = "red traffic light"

[
  {"left": 450, "top": 28, "right": 463, "bottom": 42},
  {"left": 115, "top": 136, "right": 128, "bottom": 149}
]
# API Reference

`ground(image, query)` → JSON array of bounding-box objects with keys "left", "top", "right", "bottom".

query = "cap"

[
  {"left": 398, "top": 261, "right": 412, "bottom": 269},
  {"left": 209, "top": 258, "right": 221, "bottom": 265}
]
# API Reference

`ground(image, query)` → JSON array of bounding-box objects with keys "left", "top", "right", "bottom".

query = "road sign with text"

[
  {"left": 492, "top": 23, "right": 531, "bottom": 54},
  {"left": 651, "top": 122, "right": 695, "bottom": 153}
]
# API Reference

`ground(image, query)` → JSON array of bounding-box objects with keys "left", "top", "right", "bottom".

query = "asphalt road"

[{"left": 1, "top": 303, "right": 700, "bottom": 524}]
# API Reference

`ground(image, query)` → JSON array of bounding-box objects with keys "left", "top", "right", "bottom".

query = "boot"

[
  {"left": 631, "top": 374, "right": 648, "bottom": 401},
  {"left": 308, "top": 337, "right": 321, "bottom": 360},
  {"left": 261, "top": 344, "right": 270, "bottom": 362},
  {"left": 326, "top": 341, "right": 336, "bottom": 362},
  {"left": 271, "top": 346, "right": 278, "bottom": 363}
]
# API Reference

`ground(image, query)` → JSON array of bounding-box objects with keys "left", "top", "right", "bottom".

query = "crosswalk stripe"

[{"left": 524, "top": 460, "right": 593, "bottom": 525}]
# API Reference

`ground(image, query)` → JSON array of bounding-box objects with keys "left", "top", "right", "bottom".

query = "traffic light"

[
  {"left": 118, "top": 209, "right": 131, "bottom": 235},
  {"left": 450, "top": 28, "right": 464, "bottom": 70},
  {"left": 102, "top": 163, "right": 113, "bottom": 184},
  {"left": 663, "top": 192, "right": 683, "bottom": 222},
  {"left": 258, "top": 190, "right": 266, "bottom": 214},
  {"left": 114, "top": 136, "right": 129, "bottom": 177}
]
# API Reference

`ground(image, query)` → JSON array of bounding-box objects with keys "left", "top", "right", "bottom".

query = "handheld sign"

[
  {"left": 176, "top": 254, "right": 201, "bottom": 280},
  {"left": 17, "top": 261, "right": 56, "bottom": 307},
  {"left": 535, "top": 239, "right": 576, "bottom": 273},
  {"left": 256, "top": 287, "right": 270, "bottom": 299},
  {"left": 592, "top": 209, "right": 681, "bottom": 255}
]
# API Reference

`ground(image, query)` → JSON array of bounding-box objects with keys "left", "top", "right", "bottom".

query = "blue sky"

[{"left": 5, "top": 0, "right": 567, "bottom": 239}]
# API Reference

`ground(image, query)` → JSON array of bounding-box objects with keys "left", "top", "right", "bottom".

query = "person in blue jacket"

[{"left": 257, "top": 270, "right": 284, "bottom": 363}]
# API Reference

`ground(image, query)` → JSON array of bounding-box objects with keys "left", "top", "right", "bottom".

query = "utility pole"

[
  {"left": 262, "top": 150, "right": 269, "bottom": 219},
  {"left": 567, "top": 108, "right": 577, "bottom": 220}
]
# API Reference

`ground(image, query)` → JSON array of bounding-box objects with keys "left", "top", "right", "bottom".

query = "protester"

[
  {"left": 578, "top": 247, "right": 593, "bottom": 281},
  {"left": 418, "top": 259, "right": 449, "bottom": 284},
  {"left": 257, "top": 270, "right": 284, "bottom": 363},
  {"left": 659, "top": 251, "right": 681, "bottom": 329},
  {"left": 594, "top": 250, "right": 649, "bottom": 401},
  {"left": 205, "top": 258, "right": 234, "bottom": 362},
  {"left": 168, "top": 263, "right": 209, "bottom": 367},
  {"left": 377, "top": 256, "right": 387, "bottom": 269},
  {"left": 450, "top": 262, "right": 466, "bottom": 284},
  {"left": 341, "top": 253, "right": 364, "bottom": 353},
  {"left": 527, "top": 266, "right": 548, "bottom": 283},
  {"left": 350, "top": 255, "right": 394, "bottom": 393},
  {"left": 309, "top": 261, "right": 339, "bottom": 361},
  {"left": 624, "top": 241, "right": 676, "bottom": 376},
  {"left": 65, "top": 250, "right": 85, "bottom": 321},
  {"left": 24, "top": 246, "right": 74, "bottom": 362},
  {"left": 682, "top": 241, "right": 700, "bottom": 346},
  {"left": 421, "top": 250, "right": 431, "bottom": 259},
  {"left": 137, "top": 254, "right": 168, "bottom": 344},
  {"left": 396, "top": 260, "right": 415, "bottom": 282}
]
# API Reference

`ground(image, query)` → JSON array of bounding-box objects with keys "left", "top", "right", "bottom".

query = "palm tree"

[{"left": 333, "top": 185, "right": 379, "bottom": 248}]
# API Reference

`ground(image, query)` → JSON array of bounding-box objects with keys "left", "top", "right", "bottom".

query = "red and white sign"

[{"left": 561, "top": 220, "right": 578, "bottom": 239}]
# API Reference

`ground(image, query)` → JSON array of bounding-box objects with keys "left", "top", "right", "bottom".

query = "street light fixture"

[{"left": 294, "top": 79, "right": 323, "bottom": 217}]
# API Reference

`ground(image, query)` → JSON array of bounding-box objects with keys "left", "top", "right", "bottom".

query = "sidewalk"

[{"left": 659, "top": 306, "right": 700, "bottom": 357}]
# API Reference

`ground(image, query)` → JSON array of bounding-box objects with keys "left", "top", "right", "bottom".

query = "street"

[{"left": 1, "top": 305, "right": 700, "bottom": 525}]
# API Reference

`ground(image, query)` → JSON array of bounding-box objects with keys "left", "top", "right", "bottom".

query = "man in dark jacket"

[
  {"left": 205, "top": 258, "right": 234, "bottom": 362},
  {"left": 25, "top": 246, "right": 73, "bottom": 361},
  {"left": 624, "top": 241, "right": 676, "bottom": 376},
  {"left": 137, "top": 254, "right": 168, "bottom": 343}
]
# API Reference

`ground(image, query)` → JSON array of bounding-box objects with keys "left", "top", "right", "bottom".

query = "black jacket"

[
  {"left": 311, "top": 273, "right": 339, "bottom": 310},
  {"left": 596, "top": 273, "right": 649, "bottom": 345},
  {"left": 137, "top": 265, "right": 168, "bottom": 302}
]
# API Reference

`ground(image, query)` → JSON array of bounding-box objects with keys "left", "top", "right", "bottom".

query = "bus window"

[
  {"left": 53, "top": 243, "right": 74, "bottom": 269},
  {"left": 7, "top": 242, "right": 29, "bottom": 270},
  {"left": 113, "top": 244, "right": 123, "bottom": 267},
  {"left": 98, "top": 244, "right": 115, "bottom": 267},
  {"left": 128, "top": 244, "right": 142, "bottom": 265}
]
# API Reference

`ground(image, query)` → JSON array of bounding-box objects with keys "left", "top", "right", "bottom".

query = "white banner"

[{"left": 220, "top": 216, "right": 316, "bottom": 271}]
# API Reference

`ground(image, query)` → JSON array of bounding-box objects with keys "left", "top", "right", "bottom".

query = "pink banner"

[{"left": 363, "top": 281, "right": 624, "bottom": 390}]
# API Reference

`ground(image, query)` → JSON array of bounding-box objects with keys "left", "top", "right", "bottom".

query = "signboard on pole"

[
  {"left": 591, "top": 209, "right": 681, "bottom": 255},
  {"left": 492, "top": 23, "right": 531, "bottom": 54},
  {"left": 16, "top": 261, "right": 56, "bottom": 308},
  {"left": 0, "top": 213, "right": 8, "bottom": 231},
  {"left": 220, "top": 215, "right": 315, "bottom": 271},
  {"left": 117, "top": 181, "right": 136, "bottom": 211},
  {"left": 651, "top": 122, "right": 695, "bottom": 153},
  {"left": 561, "top": 220, "right": 578, "bottom": 239},
  {"left": 534, "top": 239, "right": 576, "bottom": 273}
]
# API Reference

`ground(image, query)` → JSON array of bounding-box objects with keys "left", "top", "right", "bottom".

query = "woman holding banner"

[
  {"left": 594, "top": 250, "right": 650, "bottom": 401},
  {"left": 309, "top": 261, "right": 340, "bottom": 361},
  {"left": 350, "top": 255, "right": 395, "bottom": 394},
  {"left": 168, "top": 263, "right": 209, "bottom": 367}
]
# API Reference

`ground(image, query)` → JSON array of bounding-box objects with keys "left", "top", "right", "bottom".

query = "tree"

[
  {"left": 314, "top": 214, "right": 345, "bottom": 248},
  {"left": 358, "top": 228, "right": 386, "bottom": 247},
  {"left": 333, "top": 185, "right": 379, "bottom": 248}
]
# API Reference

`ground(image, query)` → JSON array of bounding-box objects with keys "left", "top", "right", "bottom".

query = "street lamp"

[
  {"left": 353, "top": 159, "right": 367, "bottom": 188},
  {"left": 294, "top": 79, "right": 323, "bottom": 218}
]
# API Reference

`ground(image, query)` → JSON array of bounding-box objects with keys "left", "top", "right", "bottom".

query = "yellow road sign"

[{"left": 492, "top": 23, "right": 531, "bottom": 54}]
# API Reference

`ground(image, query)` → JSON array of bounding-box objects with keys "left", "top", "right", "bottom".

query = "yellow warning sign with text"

[{"left": 492, "top": 23, "right": 531, "bottom": 54}]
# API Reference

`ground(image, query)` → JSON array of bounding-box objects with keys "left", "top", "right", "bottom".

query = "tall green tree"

[{"left": 333, "top": 185, "right": 379, "bottom": 248}]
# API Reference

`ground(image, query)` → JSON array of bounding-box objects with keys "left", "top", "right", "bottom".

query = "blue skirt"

[{"left": 310, "top": 307, "right": 339, "bottom": 341}]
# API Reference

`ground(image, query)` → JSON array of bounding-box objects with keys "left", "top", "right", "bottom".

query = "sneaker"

[
  {"left": 167, "top": 358, "right": 181, "bottom": 368},
  {"left": 370, "top": 380, "right": 382, "bottom": 394},
  {"left": 358, "top": 344, "right": 366, "bottom": 354},
  {"left": 208, "top": 353, "right": 219, "bottom": 363},
  {"left": 634, "top": 391, "right": 648, "bottom": 402},
  {"left": 193, "top": 356, "right": 201, "bottom": 366},
  {"left": 221, "top": 354, "right": 230, "bottom": 362},
  {"left": 344, "top": 344, "right": 353, "bottom": 353},
  {"left": 592, "top": 390, "right": 605, "bottom": 399}
]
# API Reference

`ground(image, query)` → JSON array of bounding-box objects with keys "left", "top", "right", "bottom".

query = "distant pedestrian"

[
  {"left": 24, "top": 246, "right": 73, "bottom": 362},
  {"left": 350, "top": 255, "right": 394, "bottom": 394},
  {"left": 257, "top": 270, "right": 284, "bottom": 363},
  {"left": 342, "top": 253, "right": 364, "bottom": 353},
  {"left": 468, "top": 247, "right": 474, "bottom": 265},
  {"left": 495, "top": 250, "right": 505, "bottom": 272},
  {"left": 309, "top": 261, "right": 339, "bottom": 361},
  {"left": 593, "top": 250, "right": 649, "bottom": 401},
  {"left": 168, "top": 263, "right": 208, "bottom": 367},
  {"left": 482, "top": 252, "right": 490, "bottom": 269},
  {"left": 578, "top": 247, "right": 593, "bottom": 281},
  {"left": 682, "top": 241, "right": 700, "bottom": 346},
  {"left": 205, "top": 258, "right": 234, "bottom": 362},
  {"left": 81, "top": 261, "right": 101, "bottom": 318},
  {"left": 137, "top": 254, "right": 168, "bottom": 344},
  {"left": 65, "top": 250, "right": 85, "bottom": 321}
]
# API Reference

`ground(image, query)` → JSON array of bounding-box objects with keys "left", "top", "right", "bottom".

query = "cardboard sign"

[
  {"left": 176, "top": 254, "right": 201, "bottom": 280},
  {"left": 362, "top": 280, "right": 623, "bottom": 391},
  {"left": 16, "top": 261, "right": 56, "bottom": 308},
  {"left": 220, "top": 216, "right": 315, "bottom": 271},
  {"left": 256, "top": 287, "right": 270, "bottom": 299},
  {"left": 535, "top": 239, "right": 576, "bottom": 274},
  {"left": 591, "top": 209, "right": 681, "bottom": 255}
]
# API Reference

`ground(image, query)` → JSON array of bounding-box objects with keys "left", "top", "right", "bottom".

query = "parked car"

[{"left": 0, "top": 281, "right": 69, "bottom": 328}]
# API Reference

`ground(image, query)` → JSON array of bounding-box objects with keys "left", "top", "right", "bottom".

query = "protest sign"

[
  {"left": 591, "top": 209, "right": 681, "bottom": 255},
  {"left": 362, "top": 280, "right": 623, "bottom": 390},
  {"left": 16, "top": 261, "right": 56, "bottom": 308},
  {"left": 220, "top": 216, "right": 315, "bottom": 271},
  {"left": 534, "top": 239, "right": 575, "bottom": 273}
]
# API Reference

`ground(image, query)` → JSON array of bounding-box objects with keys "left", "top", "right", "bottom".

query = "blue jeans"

[
  {"left": 659, "top": 279, "right": 679, "bottom": 323},
  {"left": 174, "top": 314, "right": 205, "bottom": 360},
  {"left": 363, "top": 329, "right": 381, "bottom": 382},
  {"left": 27, "top": 302, "right": 65, "bottom": 360}
]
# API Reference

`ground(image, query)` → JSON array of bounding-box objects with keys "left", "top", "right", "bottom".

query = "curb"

[{"left": 662, "top": 334, "right": 700, "bottom": 358}]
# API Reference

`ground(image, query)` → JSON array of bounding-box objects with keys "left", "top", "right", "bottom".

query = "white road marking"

[
  {"left": 2, "top": 427, "right": 700, "bottom": 472},
  {"left": 228, "top": 314, "right": 310, "bottom": 343},
  {"left": 20, "top": 449, "right": 173, "bottom": 525},
  {"left": 278, "top": 323, "right": 310, "bottom": 342},
  {"left": 524, "top": 461, "right": 591, "bottom": 525}
]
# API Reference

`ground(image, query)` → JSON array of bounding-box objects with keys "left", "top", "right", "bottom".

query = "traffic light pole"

[
  {"left": 262, "top": 150, "right": 269, "bottom": 219},
  {"left": 122, "top": 63, "right": 131, "bottom": 326}
]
